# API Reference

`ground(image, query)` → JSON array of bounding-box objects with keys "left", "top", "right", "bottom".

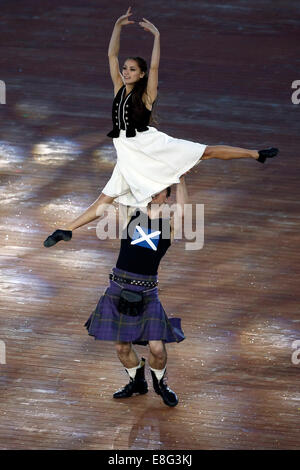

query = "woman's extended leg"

[
  {"left": 201, "top": 145, "right": 279, "bottom": 162},
  {"left": 43, "top": 192, "right": 115, "bottom": 247},
  {"left": 63, "top": 192, "right": 115, "bottom": 231},
  {"left": 202, "top": 145, "right": 258, "bottom": 160}
]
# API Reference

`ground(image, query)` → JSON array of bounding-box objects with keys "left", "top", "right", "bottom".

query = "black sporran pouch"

[{"left": 118, "top": 289, "right": 144, "bottom": 316}]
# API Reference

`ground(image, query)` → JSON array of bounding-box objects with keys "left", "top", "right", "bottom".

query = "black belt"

[{"left": 109, "top": 273, "right": 158, "bottom": 288}]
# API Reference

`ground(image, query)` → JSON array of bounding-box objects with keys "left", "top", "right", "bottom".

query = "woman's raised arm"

[
  {"left": 139, "top": 18, "right": 160, "bottom": 105},
  {"left": 108, "top": 7, "right": 135, "bottom": 95}
]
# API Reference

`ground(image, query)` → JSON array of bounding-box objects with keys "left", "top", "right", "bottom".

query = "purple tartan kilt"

[{"left": 84, "top": 267, "right": 185, "bottom": 345}]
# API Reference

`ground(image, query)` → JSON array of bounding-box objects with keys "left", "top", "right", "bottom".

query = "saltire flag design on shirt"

[{"left": 130, "top": 225, "right": 161, "bottom": 251}]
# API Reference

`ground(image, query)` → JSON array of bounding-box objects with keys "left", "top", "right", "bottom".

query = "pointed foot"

[{"left": 257, "top": 147, "right": 279, "bottom": 164}]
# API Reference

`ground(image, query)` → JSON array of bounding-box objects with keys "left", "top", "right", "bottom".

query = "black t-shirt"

[{"left": 116, "top": 210, "right": 171, "bottom": 275}]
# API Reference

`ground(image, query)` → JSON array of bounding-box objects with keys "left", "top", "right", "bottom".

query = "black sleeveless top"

[
  {"left": 107, "top": 85, "right": 152, "bottom": 138},
  {"left": 116, "top": 210, "right": 171, "bottom": 275}
]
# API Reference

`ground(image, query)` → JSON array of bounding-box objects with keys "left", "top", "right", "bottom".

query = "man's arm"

[
  {"left": 170, "top": 176, "right": 188, "bottom": 242},
  {"left": 176, "top": 175, "right": 188, "bottom": 213}
]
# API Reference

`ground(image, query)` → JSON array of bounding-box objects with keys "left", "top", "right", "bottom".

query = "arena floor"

[{"left": 0, "top": 0, "right": 299, "bottom": 450}]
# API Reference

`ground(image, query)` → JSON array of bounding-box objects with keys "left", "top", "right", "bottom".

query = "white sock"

[
  {"left": 150, "top": 366, "right": 166, "bottom": 381},
  {"left": 125, "top": 359, "right": 143, "bottom": 380}
]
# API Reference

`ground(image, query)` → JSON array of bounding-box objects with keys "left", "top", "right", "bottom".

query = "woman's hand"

[
  {"left": 115, "top": 6, "right": 135, "bottom": 27},
  {"left": 139, "top": 18, "right": 159, "bottom": 36}
]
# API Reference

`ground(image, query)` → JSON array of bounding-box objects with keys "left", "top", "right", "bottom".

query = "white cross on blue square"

[{"left": 131, "top": 225, "right": 161, "bottom": 251}]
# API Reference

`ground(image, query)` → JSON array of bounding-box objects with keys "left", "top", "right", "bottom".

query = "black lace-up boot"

[
  {"left": 113, "top": 358, "right": 148, "bottom": 399},
  {"left": 150, "top": 369, "right": 178, "bottom": 407},
  {"left": 257, "top": 147, "right": 279, "bottom": 163}
]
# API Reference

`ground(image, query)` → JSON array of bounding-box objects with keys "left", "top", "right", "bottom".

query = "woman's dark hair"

[{"left": 125, "top": 56, "right": 158, "bottom": 126}]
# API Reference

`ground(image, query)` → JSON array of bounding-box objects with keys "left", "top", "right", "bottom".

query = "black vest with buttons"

[
  {"left": 107, "top": 85, "right": 152, "bottom": 138},
  {"left": 116, "top": 210, "right": 171, "bottom": 275}
]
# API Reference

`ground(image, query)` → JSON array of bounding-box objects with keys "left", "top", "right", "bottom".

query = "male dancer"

[{"left": 44, "top": 177, "right": 189, "bottom": 407}]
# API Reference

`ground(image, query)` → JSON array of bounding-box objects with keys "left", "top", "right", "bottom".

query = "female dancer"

[{"left": 44, "top": 6, "right": 278, "bottom": 247}]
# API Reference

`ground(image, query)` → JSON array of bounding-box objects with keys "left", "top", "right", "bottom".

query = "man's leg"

[
  {"left": 113, "top": 341, "right": 148, "bottom": 399},
  {"left": 115, "top": 341, "right": 140, "bottom": 369},
  {"left": 148, "top": 341, "right": 178, "bottom": 407},
  {"left": 148, "top": 340, "right": 167, "bottom": 370}
]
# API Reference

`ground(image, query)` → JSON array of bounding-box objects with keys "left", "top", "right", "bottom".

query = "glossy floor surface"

[{"left": 0, "top": 0, "right": 299, "bottom": 450}]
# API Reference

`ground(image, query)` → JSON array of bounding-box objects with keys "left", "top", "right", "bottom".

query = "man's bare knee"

[
  {"left": 149, "top": 341, "right": 166, "bottom": 361},
  {"left": 115, "top": 341, "right": 132, "bottom": 356}
]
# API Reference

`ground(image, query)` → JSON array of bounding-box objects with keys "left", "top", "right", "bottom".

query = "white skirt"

[{"left": 102, "top": 126, "right": 207, "bottom": 207}]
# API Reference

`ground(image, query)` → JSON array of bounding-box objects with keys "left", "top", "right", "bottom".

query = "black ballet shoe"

[
  {"left": 257, "top": 147, "right": 279, "bottom": 164},
  {"left": 43, "top": 229, "right": 72, "bottom": 248}
]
